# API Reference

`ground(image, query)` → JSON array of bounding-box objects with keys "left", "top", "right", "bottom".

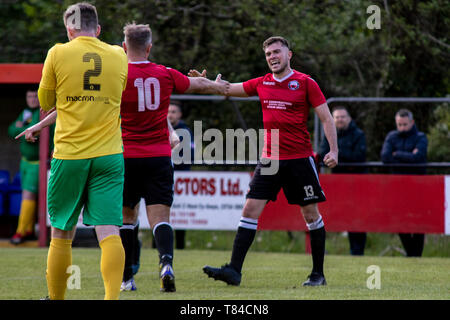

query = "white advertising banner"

[
  {"left": 49, "top": 170, "right": 251, "bottom": 231},
  {"left": 138, "top": 171, "right": 251, "bottom": 230}
]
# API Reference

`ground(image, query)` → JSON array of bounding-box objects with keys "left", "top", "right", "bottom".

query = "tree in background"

[{"left": 1, "top": 0, "right": 448, "bottom": 162}]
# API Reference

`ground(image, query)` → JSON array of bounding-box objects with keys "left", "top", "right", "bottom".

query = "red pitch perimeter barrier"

[
  {"left": 260, "top": 174, "right": 448, "bottom": 234},
  {"left": 260, "top": 174, "right": 449, "bottom": 253},
  {"left": 0, "top": 64, "right": 43, "bottom": 83}
]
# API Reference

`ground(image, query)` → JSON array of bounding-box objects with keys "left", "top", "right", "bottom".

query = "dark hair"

[
  {"left": 26, "top": 84, "right": 39, "bottom": 92},
  {"left": 169, "top": 100, "right": 183, "bottom": 113},
  {"left": 262, "top": 36, "right": 290, "bottom": 51},
  {"left": 123, "top": 22, "right": 152, "bottom": 53},
  {"left": 64, "top": 2, "right": 98, "bottom": 32},
  {"left": 332, "top": 105, "right": 350, "bottom": 116},
  {"left": 395, "top": 108, "right": 413, "bottom": 120}
]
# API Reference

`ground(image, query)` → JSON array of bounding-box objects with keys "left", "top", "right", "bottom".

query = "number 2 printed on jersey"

[{"left": 82, "top": 52, "right": 102, "bottom": 91}]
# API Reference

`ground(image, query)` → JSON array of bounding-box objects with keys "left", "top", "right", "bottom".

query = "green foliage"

[
  {"left": 0, "top": 0, "right": 448, "bottom": 161},
  {"left": 428, "top": 104, "right": 450, "bottom": 161}
]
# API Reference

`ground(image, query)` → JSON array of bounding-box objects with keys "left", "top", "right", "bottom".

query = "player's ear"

[
  {"left": 146, "top": 43, "right": 152, "bottom": 55},
  {"left": 96, "top": 25, "right": 101, "bottom": 37},
  {"left": 122, "top": 41, "right": 127, "bottom": 53},
  {"left": 66, "top": 27, "right": 75, "bottom": 41},
  {"left": 288, "top": 50, "right": 292, "bottom": 59}
]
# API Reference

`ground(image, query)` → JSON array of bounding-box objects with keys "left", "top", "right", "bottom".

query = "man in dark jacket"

[
  {"left": 168, "top": 101, "right": 194, "bottom": 172},
  {"left": 167, "top": 100, "right": 194, "bottom": 249},
  {"left": 381, "top": 108, "right": 428, "bottom": 257},
  {"left": 319, "top": 106, "right": 367, "bottom": 255}
]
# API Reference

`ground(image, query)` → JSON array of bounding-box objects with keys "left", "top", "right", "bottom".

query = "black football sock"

[
  {"left": 230, "top": 217, "right": 258, "bottom": 273},
  {"left": 153, "top": 222, "right": 174, "bottom": 266},
  {"left": 132, "top": 223, "right": 141, "bottom": 269},
  {"left": 310, "top": 226, "right": 326, "bottom": 275},
  {"left": 120, "top": 224, "right": 136, "bottom": 281},
  {"left": 307, "top": 215, "right": 326, "bottom": 276}
]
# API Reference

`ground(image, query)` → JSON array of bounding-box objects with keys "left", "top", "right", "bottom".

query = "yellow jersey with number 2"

[{"left": 39, "top": 36, "right": 128, "bottom": 160}]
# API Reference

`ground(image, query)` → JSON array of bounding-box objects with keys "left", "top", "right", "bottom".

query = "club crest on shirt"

[{"left": 288, "top": 80, "right": 300, "bottom": 90}]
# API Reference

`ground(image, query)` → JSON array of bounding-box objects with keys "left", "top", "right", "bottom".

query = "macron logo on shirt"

[{"left": 263, "top": 81, "right": 275, "bottom": 85}]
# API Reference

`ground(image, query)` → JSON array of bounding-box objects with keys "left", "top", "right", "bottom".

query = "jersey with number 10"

[{"left": 120, "top": 62, "right": 190, "bottom": 158}]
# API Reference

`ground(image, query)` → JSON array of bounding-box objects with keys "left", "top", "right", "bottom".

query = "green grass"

[
  {"left": 0, "top": 247, "right": 449, "bottom": 300},
  {"left": 146, "top": 230, "right": 450, "bottom": 257}
]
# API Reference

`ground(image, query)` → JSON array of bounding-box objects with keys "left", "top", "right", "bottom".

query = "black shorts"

[
  {"left": 123, "top": 156, "right": 174, "bottom": 208},
  {"left": 246, "top": 157, "right": 326, "bottom": 206}
]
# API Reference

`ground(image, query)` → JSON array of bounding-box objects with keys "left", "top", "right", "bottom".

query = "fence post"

[{"left": 38, "top": 122, "right": 49, "bottom": 247}]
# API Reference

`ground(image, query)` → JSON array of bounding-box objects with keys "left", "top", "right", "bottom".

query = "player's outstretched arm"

[
  {"left": 187, "top": 69, "right": 248, "bottom": 97},
  {"left": 315, "top": 103, "right": 338, "bottom": 168},
  {"left": 15, "top": 109, "right": 57, "bottom": 142},
  {"left": 225, "top": 83, "right": 248, "bottom": 97},
  {"left": 185, "top": 73, "right": 230, "bottom": 95}
]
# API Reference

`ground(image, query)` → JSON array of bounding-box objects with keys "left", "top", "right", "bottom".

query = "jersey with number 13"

[{"left": 120, "top": 61, "right": 190, "bottom": 158}]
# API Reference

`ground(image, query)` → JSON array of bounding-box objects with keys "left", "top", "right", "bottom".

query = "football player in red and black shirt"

[
  {"left": 199, "top": 36, "right": 338, "bottom": 287},
  {"left": 120, "top": 23, "right": 229, "bottom": 292}
]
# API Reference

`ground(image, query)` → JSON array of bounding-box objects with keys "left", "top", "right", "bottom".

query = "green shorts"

[
  {"left": 47, "top": 153, "right": 124, "bottom": 231},
  {"left": 20, "top": 158, "right": 40, "bottom": 194}
]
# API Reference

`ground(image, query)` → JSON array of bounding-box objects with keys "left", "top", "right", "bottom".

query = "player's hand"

[
  {"left": 214, "top": 74, "right": 230, "bottom": 95},
  {"left": 188, "top": 69, "right": 207, "bottom": 78},
  {"left": 323, "top": 151, "right": 338, "bottom": 168},
  {"left": 15, "top": 124, "right": 41, "bottom": 143},
  {"left": 170, "top": 131, "right": 181, "bottom": 150}
]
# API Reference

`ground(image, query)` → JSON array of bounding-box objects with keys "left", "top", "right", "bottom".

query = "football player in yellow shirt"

[{"left": 38, "top": 2, "right": 127, "bottom": 300}]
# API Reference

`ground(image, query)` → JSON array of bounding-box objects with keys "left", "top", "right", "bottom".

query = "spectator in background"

[
  {"left": 381, "top": 108, "right": 428, "bottom": 257},
  {"left": 7, "top": 87, "right": 54, "bottom": 245},
  {"left": 318, "top": 106, "right": 367, "bottom": 255},
  {"left": 167, "top": 100, "right": 194, "bottom": 249}
]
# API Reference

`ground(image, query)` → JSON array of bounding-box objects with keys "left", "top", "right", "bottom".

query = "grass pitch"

[{"left": 0, "top": 247, "right": 449, "bottom": 300}]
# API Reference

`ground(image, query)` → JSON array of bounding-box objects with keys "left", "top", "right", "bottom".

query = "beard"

[{"left": 270, "top": 61, "right": 289, "bottom": 75}]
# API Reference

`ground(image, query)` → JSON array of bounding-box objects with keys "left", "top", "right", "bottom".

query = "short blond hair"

[{"left": 123, "top": 22, "right": 152, "bottom": 53}]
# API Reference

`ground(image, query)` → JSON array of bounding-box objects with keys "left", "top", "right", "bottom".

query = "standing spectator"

[
  {"left": 381, "top": 108, "right": 428, "bottom": 257},
  {"left": 7, "top": 87, "right": 54, "bottom": 245},
  {"left": 168, "top": 100, "right": 194, "bottom": 249},
  {"left": 318, "top": 106, "right": 367, "bottom": 255}
]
